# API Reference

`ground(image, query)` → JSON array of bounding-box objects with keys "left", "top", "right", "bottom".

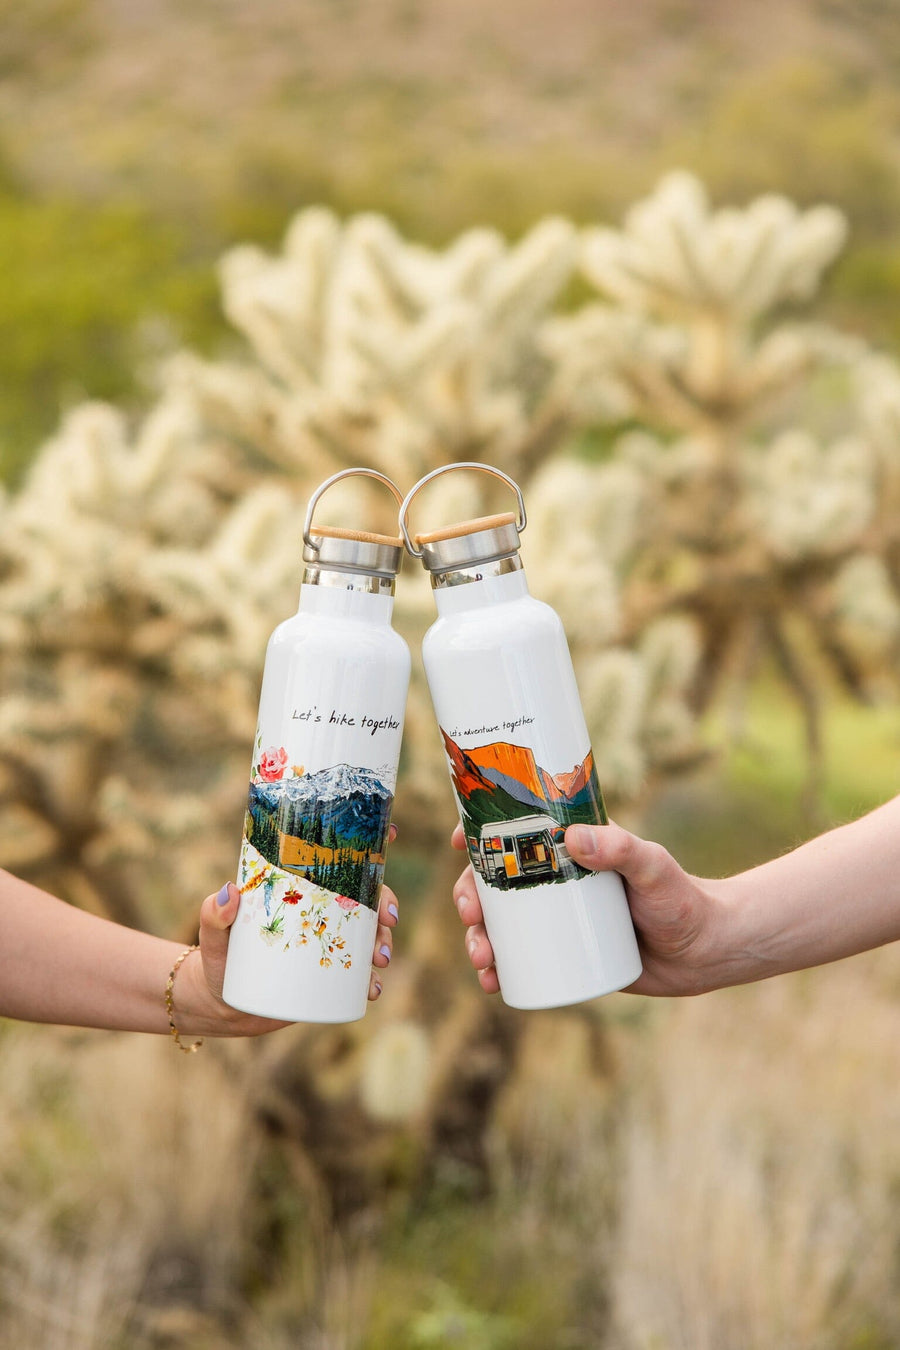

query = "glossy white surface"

[
  {"left": 223, "top": 584, "right": 410, "bottom": 1023},
  {"left": 422, "top": 569, "right": 642, "bottom": 1009}
]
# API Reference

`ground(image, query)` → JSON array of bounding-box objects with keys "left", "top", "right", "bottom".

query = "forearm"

[
  {"left": 711, "top": 796, "right": 900, "bottom": 986},
  {"left": 0, "top": 868, "right": 185, "bottom": 1033}
]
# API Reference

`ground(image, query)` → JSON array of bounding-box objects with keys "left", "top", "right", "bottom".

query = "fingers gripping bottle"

[
  {"left": 400, "top": 463, "right": 642, "bottom": 1010},
  {"left": 223, "top": 469, "right": 410, "bottom": 1023}
]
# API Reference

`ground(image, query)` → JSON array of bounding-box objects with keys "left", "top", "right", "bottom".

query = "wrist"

[
  {"left": 170, "top": 945, "right": 240, "bottom": 1039},
  {"left": 699, "top": 872, "right": 784, "bottom": 991}
]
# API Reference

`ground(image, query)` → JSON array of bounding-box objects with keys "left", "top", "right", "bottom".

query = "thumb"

[
  {"left": 565, "top": 822, "right": 674, "bottom": 894},
  {"left": 199, "top": 881, "right": 240, "bottom": 1000}
]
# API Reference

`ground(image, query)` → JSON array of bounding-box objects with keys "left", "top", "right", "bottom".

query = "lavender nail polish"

[
  {"left": 217, "top": 884, "right": 231, "bottom": 907},
  {"left": 387, "top": 903, "right": 399, "bottom": 922},
  {"left": 379, "top": 944, "right": 391, "bottom": 962}
]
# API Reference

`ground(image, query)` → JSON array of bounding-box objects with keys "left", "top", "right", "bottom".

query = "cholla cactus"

[
  {"left": 0, "top": 400, "right": 302, "bottom": 924},
  {"left": 546, "top": 173, "right": 900, "bottom": 780},
  {"left": 2, "top": 175, "right": 899, "bottom": 927}
]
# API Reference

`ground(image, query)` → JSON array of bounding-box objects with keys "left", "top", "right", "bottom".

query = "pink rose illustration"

[
  {"left": 258, "top": 746, "right": 289, "bottom": 782},
  {"left": 335, "top": 894, "right": 360, "bottom": 912}
]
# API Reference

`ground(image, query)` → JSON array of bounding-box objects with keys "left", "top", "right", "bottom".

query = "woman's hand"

[{"left": 179, "top": 878, "right": 401, "bottom": 1037}]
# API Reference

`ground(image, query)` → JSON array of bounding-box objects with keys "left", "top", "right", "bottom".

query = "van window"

[{"left": 502, "top": 837, "right": 513, "bottom": 851}]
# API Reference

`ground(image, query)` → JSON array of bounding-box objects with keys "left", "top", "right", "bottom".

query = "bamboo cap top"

[
  {"left": 313, "top": 525, "right": 405, "bottom": 548},
  {"left": 414, "top": 513, "right": 516, "bottom": 546}
]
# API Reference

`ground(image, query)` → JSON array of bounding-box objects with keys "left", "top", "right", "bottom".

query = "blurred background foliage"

[
  {"left": 5, "top": 0, "right": 900, "bottom": 481},
  {"left": 4, "top": 2, "right": 900, "bottom": 1348}
]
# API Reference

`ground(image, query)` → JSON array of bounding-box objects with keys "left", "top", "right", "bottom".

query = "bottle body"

[
  {"left": 422, "top": 569, "right": 641, "bottom": 1009},
  {"left": 223, "top": 585, "right": 410, "bottom": 1023}
]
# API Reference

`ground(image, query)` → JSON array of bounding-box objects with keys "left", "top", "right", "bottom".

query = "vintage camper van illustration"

[
  {"left": 470, "top": 813, "right": 581, "bottom": 887},
  {"left": 442, "top": 729, "right": 608, "bottom": 891}
]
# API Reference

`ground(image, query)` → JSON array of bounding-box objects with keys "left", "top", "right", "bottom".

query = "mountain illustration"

[
  {"left": 251, "top": 763, "right": 393, "bottom": 853},
  {"left": 279, "top": 762, "right": 393, "bottom": 804},
  {"left": 441, "top": 729, "right": 607, "bottom": 832},
  {"left": 466, "top": 740, "right": 546, "bottom": 800},
  {"left": 441, "top": 730, "right": 494, "bottom": 796},
  {"left": 245, "top": 761, "right": 394, "bottom": 910},
  {"left": 540, "top": 753, "right": 594, "bottom": 801}
]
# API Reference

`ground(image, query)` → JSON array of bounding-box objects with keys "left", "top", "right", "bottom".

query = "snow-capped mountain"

[
  {"left": 276, "top": 762, "right": 392, "bottom": 804},
  {"left": 250, "top": 762, "right": 394, "bottom": 855}
]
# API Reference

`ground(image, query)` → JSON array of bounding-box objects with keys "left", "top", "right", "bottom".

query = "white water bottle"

[
  {"left": 223, "top": 469, "right": 411, "bottom": 1023},
  {"left": 399, "top": 463, "right": 641, "bottom": 1010}
]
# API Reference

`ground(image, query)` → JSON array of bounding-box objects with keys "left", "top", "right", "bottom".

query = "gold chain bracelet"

[{"left": 165, "top": 945, "right": 204, "bottom": 1054}]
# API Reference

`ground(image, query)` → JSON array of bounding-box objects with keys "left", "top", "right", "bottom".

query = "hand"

[
  {"left": 181, "top": 876, "right": 401, "bottom": 1036},
  {"left": 451, "top": 821, "right": 728, "bottom": 998}
]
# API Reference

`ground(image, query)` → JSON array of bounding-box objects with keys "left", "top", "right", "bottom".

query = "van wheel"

[{"left": 494, "top": 869, "right": 509, "bottom": 890}]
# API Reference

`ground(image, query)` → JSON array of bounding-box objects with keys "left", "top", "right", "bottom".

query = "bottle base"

[
  {"left": 498, "top": 956, "right": 643, "bottom": 1011},
  {"left": 222, "top": 991, "right": 368, "bottom": 1025}
]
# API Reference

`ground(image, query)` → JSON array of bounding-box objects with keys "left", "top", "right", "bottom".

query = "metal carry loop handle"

[
  {"left": 398, "top": 462, "right": 528, "bottom": 558},
  {"left": 302, "top": 468, "right": 406, "bottom": 553}
]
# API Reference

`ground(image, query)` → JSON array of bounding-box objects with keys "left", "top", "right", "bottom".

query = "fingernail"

[
  {"left": 466, "top": 934, "right": 479, "bottom": 957},
  {"left": 387, "top": 903, "right": 399, "bottom": 922},
  {"left": 379, "top": 944, "right": 391, "bottom": 962},
  {"left": 567, "top": 825, "right": 595, "bottom": 856},
  {"left": 217, "top": 884, "right": 231, "bottom": 907},
  {"left": 374, "top": 981, "right": 383, "bottom": 997}
]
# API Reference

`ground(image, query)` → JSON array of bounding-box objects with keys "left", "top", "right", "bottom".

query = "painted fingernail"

[
  {"left": 379, "top": 944, "right": 391, "bottom": 962},
  {"left": 217, "top": 884, "right": 231, "bottom": 907},
  {"left": 387, "top": 903, "right": 399, "bottom": 922},
  {"left": 374, "top": 981, "right": 383, "bottom": 997}
]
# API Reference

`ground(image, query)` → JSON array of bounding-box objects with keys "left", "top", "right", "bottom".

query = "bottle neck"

[
  {"left": 428, "top": 552, "right": 522, "bottom": 591},
  {"left": 302, "top": 562, "right": 395, "bottom": 597},
  {"left": 432, "top": 561, "right": 530, "bottom": 615},
  {"left": 299, "top": 571, "right": 395, "bottom": 622}
]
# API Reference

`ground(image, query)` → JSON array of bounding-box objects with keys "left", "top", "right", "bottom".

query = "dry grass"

[
  {"left": 0, "top": 1024, "right": 393, "bottom": 1348},
  {"left": 606, "top": 951, "right": 900, "bottom": 1350},
  {"left": 0, "top": 1027, "right": 259, "bottom": 1347},
  {"left": 2, "top": 918, "right": 900, "bottom": 1347}
]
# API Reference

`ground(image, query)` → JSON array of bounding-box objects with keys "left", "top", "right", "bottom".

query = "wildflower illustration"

[
  {"left": 257, "top": 745, "right": 289, "bottom": 782},
  {"left": 238, "top": 837, "right": 362, "bottom": 964},
  {"left": 294, "top": 893, "right": 360, "bottom": 966},
  {"left": 259, "top": 885, "right": 303, "bottom": 945}
]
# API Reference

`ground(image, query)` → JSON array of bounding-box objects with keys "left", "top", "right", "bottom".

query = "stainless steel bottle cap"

[
  {"left": 399, "top": 464, "right": 527, "bottom": 580},
  {"left": 303, "top": 469, "right": 406, "bottom": 580},
  {"left": 414, "top": 512, "right": 521, "bottom": 574},
  {"left": 303, "top": 526, "right": 405, "bottom": 579}
]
